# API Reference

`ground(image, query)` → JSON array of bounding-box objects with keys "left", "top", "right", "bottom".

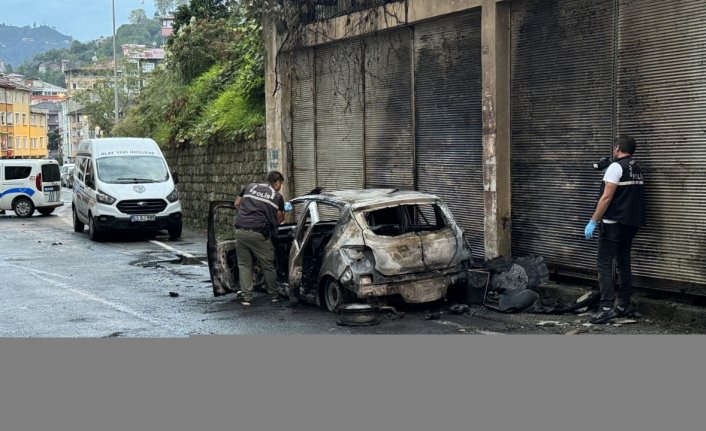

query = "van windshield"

[{"left": 96, "top": 156, "right": 169, "bottom": 184}]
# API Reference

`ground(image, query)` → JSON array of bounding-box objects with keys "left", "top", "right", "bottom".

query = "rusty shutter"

[
  {"left": 414, "top": 11, "right": 485, "bottom": 258},
  {"left": 510, "top": 0, "right": 615, "bottom": 275},
  {"left": 364, "top": 28, "right": 415, "bottom": 190},
  {"left": 616, "top": 0, "right": 706, "bottom": 293},
  {"left": 314, "top": 40, "right": 364, "bottom": 192},
  {"left": 292, "top": 49, "right": 317, "bottom": 198}
]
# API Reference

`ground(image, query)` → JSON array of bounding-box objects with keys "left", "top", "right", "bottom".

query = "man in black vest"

[
  {"left": 584, "top": 135, "right": 646, "bottom": 324},
  {"left": 234, "top": 171, "right": 286, "bottom": 306}
]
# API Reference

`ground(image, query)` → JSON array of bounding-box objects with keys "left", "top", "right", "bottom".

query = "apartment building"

[{"left": 0, "top": 75, "right": 48, "bottom": 159}]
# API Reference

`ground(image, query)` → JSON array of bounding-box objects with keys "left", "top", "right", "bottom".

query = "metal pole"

[{"left": 112, "top": 0, "right": 120, "bottom": 123}]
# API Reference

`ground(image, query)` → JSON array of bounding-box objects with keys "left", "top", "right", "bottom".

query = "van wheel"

[
  {"left": 88, "top": 215, "right": 102, "bottom": 242},
  {"left": 168, "top": 222, "right": 182, "bottom": 241},
  {"left": 38, "top": 208, "right": 55, "bottom": 216},
  {"left": 323, "top": 278, "right": 353, "bottom": 312},
  {"left": 13, "top": 197, "right": 34, "bottom": 218},
  {"left": 73, "top": 207, "right": 84, "bottom": 232}
]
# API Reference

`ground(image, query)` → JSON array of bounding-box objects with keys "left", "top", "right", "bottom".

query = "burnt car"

[{"left": 207, "top": 189, "right": 473, "bottom": 311}]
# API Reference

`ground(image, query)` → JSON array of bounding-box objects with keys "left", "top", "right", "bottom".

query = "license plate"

[{"left": 130, "top": 215, "right": 156, "bottom": 222}]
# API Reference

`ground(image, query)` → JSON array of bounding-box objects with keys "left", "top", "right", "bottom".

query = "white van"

[
  {"left": 0, "top": 158, "right": 63, "bottom": 217},
  {"left": 72, "top": 138, "right": 182, "bottom": 241}
]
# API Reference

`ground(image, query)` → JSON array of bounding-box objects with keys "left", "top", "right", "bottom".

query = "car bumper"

[
  {"left": 93, "top": 212, "right": 182, "bottom": 232},
  {"left": 353, "top": 267, "right": 469, "bottom": 303}
]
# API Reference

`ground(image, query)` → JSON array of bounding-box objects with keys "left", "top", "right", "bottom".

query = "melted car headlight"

[
  {"left": 96, "top": 189, "right": 116, "bottom": 205},
  {"left": 167, "top": 188, "right": 179, "bottom": 203}
]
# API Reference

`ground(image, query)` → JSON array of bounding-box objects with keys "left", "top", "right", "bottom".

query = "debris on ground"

[
  {"left": 449, "top": 304, "right": 470, "bottom": 315},
  {"left": 377, "top": 306, "right": 405, "bottom": 320},
  {"left": 537, "top": 321, "right": 564, "bottom": 327},
  {"left": 564, "top": 328, "right": 589, "bottom": 335},
  {"left": 423, "top": 312, "right": 441, "bottom": 320},
  {"left": 615, "top": 319, "right": 639, "bottom": 325},
  {"left": 169, "top": 292, "right": 179, "bottom": 297}
]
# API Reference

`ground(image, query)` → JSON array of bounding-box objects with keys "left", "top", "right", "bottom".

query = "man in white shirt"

[{"left": 584, "top": 135, "right": 646, "bottom": 324}]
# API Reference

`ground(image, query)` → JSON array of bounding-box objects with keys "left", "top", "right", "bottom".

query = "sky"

[{"left": 0, "top": 0, "right": 159, "bottom": 42}]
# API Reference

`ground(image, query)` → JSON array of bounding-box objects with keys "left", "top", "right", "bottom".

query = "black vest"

[{"left": 601, "top": 156, "right": 646, "bottom": 226}]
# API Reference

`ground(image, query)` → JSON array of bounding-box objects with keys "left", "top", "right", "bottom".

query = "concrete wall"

[{"left": 162, "top": 128, "right": 267, "bottom": 230}]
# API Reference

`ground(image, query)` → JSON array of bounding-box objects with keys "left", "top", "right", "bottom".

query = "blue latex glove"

[
  {"left": 584, "top": 220, "right": 597, "bottom": 239},
  {"left": 284, "top": 201, "right": 293, "bottom": 212}
]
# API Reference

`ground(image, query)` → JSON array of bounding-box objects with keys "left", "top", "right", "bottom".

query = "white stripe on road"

[
  {"left": 149, "top": 240, "right": 195, "bottom": 258},
  {"left": 6, "top": 263, "right": 182, "bottom": 335},
  {"left": 149, "top": 240, "right": 207, "bottom": 265}
]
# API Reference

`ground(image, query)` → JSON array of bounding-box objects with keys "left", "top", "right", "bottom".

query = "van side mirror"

[
  {"left": 172, "top": 171, "right": 179, "bottom": 185},
  {"left": 85, "top": 174, "right": 94, "bottom": 189}
]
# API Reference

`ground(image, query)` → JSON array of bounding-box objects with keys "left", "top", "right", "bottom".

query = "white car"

[
  {"left": 61, "top": 164, "right": 75, "bottom": 188},
  {"left": 0, "top": 159, "right": 64, "bottom": 217}
]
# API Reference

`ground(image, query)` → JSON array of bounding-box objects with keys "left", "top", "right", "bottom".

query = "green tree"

[
  {"left": 129, "top": 9, "right": 149, "bottom": 25},
  {"left": 171, "top": 0, "right": 235, "bottom": 36},
  {"left": 47, "top": 129, "right": 61, "bottom": 152},
  {"left": 154, "top": 0, "right": 189, "bottom": 16},
  {"left": 116, "top": 1, "right": 265, "bottom": 145}
]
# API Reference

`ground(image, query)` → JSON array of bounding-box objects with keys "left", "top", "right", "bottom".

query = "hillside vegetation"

[
  {"left": 0, "top": 24, "right": 72, "bottom": 67},
  {"left": 113, "top": 0, "right": 265, "bottom": 147}
]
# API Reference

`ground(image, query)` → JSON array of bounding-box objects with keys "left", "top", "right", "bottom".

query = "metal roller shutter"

[
  {"left": 617, "top": 0, "right": 706, "bottom": 293},
  {"left": 315, "top": 40, "right": 364, "bottom": 192},
  {"left": 510, "top": 0, "right": 615, "bottom": 275},
  {"left": 364, "top": 28, "right": 414, "bottom": 190},
  {"left": 292, "top": 49, "right": 316, "bottom": 198},
  {"left": 414, "top": 11, "right": 485, "bottom": 258}
]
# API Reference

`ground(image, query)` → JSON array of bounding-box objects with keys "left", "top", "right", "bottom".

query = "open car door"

[
  {"left": 207, "top": 200, "right": 298, "bottom": 297},
  {"left": 207, "top": 200, "right": 239, "bottom": 297}
]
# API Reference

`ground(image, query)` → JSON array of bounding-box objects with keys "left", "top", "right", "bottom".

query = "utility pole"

[{"left": 112, "top": 0, "right": 120, "bottom": 123}]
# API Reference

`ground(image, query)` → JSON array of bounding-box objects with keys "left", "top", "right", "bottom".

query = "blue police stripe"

[{"left": 0, "top": 188, "right": 36, "bottom": 198}]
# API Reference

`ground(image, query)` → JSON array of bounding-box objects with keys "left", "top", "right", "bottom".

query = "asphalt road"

[{"left": 0, "top": 189, "right": 693, "bottom": 337}]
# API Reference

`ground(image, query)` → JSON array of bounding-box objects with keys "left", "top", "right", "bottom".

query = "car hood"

[{"left": 98, "top": 181, "right": 175, "bottom": 199}]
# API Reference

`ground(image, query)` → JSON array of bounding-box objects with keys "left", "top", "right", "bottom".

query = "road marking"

[
  {"left": 149, "top": 240, "right": 195, "bottom": 259},
  {"left": 150, "top": 240, "right": 208, "bottom": 266},
  {"left": 9, "top": 264, "right": 184, "bottom": 335}
]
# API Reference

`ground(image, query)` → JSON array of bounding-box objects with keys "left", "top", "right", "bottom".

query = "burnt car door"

[
  {"left": 287, "top": 200, "right": 319, "bottom": 299},
  {"left": 207, "top": 201, "right": 240, "bottom": 296},
  {"left": 207, "top": 200, "right": 295, "bottom": 297},
  {"left": 287, "top": 199, "right": 343, "bottom": 302}
]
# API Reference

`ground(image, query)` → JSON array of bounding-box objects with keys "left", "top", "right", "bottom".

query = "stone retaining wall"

[{"left": 162, "top": 129, "right": 267, "bottom": 230}]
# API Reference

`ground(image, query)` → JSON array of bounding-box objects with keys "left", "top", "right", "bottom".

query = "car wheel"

[
  {"left": 38, "top": 208, "right": 55, "bottom": 216},
  {"left": 168, "top": 222, "right": 182, "bottom": 241},
  {"left": 88, "top": 215, "right": 102, "bottom": 242},
  {"left": 73, "top": 206, "right": 85, "bottom": 232},
  {"left": 13, "top": 197, "right": 35, "bottom": 218},
  {"left": 323, "top": 278, "right": 353, "bottom": 312}
]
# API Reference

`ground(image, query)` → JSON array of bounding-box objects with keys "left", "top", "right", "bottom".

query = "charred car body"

[{"left": 207, "top": 189, "right": 473, "bottom": 311}]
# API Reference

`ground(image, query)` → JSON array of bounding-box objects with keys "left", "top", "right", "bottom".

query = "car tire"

[
  {"left": 73, "top": 206, "right": 84, "bottom": 232},
  {"left": 88, "top": 214, "right": 102, "bottom": 242},
  {"left": 13, "top": 197, "right": 35, "bottom": 218},
  {"left": 38, "top": 208, "right": 55, "bottom": 216},
  {"left": 323, "top": 278, "right": 353, "bottom": 312},
  {"left": 168, "top": 222, "right": 182, "bottom": 241}
]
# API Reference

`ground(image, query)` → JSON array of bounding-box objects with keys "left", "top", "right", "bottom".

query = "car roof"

[{"left": 293, "top": 189, "right": 442, "bottom": 211}]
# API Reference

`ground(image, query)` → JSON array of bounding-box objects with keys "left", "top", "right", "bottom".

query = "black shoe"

[{"left": 590, "top": 307, "right": 621, "bottom": 324}]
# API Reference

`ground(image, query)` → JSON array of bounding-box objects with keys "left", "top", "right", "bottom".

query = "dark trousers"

[{"left": 597, "top": 223, "right": 640, "bottom": 309}]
